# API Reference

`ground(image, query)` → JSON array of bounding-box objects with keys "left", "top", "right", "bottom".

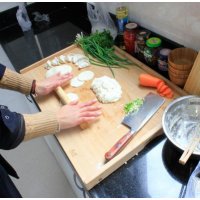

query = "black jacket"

[
  {"left": 0, "top": 105, "right": 25, "bottom": 197},
  {"left": 0, "top": 64, "right": 25, "bottom": 197}
]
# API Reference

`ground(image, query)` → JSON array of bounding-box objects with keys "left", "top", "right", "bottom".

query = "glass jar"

[
  {"left": 117, "top": 34, "right": 126, "bottom": 50},
  {"left": 135, "top": 30, "right": 151, "bottom": 60},
  {"left": 144, "top": 37, "right": 162, "bottom": 67},
  {"left": 158, "top": 48, "right": 171, "bottom": 72},
  {"left": 116, "top": 6, "right": 128, "bottom": 34},
  {"left": 123, "top": 23, "right": 138, "bottom": 55}
]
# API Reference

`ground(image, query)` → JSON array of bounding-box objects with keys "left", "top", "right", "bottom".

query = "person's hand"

[
  {"left": 56, "top": 99, "right": 102, "bottom": 130},
  {"left": 35, "top": 72, "right": 73, "bottom": 96}
]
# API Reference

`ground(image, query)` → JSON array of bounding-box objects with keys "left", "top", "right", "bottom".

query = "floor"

[{"left": 0, "top": 44, "right": 76, "bottom": 197}]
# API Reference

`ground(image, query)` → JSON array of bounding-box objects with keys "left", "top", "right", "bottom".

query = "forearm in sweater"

[
  {"left": 0, "top": 68, "right": 33, "bottom": 95},
  {"left": 23, "top": 111, "right": 60, "bottom": 141}
]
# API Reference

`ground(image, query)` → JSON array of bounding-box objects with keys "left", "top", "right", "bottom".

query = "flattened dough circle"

[
  {"left": 46, "top": 64, "right": 72, "bottom": 78},
  {"left": 78, "top": 70, "right": 94, "bottom": 81},
  {"left": 70, "top": 77, "right": 84, "bottom": 87}
]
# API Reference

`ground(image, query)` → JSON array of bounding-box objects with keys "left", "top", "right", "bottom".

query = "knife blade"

[{"left": 105, "top": 92, "right": 165, "bottom": 161}]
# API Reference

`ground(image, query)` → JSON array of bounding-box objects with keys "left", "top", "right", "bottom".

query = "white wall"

[{"left": 105, "top": 2, "right": 200, "bottom": 51}]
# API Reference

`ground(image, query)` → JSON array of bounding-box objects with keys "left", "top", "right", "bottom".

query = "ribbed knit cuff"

[
  {"left": 23, "top": 111, "right": 60, "bottom": 141},
  {"left": 0, "top": 68, "right": 33, "bottom": 95}
]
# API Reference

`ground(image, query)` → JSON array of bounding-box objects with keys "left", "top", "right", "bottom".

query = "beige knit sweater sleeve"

[
  {"left": 0, "top": 68, "right": 60, "bottom": 140},
  {"left": 0, "top": 68, "right": 33, "bottom": 95},
  {"left": 23, "top": 111, "right": 60, "bottom": 141}
]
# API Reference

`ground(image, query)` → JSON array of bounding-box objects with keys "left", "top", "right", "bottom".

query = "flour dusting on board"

[{"left": 96, "top": 162, "right": 104, "bottom": 170}]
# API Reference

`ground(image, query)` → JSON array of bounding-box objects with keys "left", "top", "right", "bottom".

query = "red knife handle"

[{"left": 105, "top": 131, "right": 133, "bottom": 161}]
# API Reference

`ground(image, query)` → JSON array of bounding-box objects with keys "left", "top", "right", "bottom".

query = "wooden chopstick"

[{"left": 179, "top": 137, "right": 200, "bottom": 165}]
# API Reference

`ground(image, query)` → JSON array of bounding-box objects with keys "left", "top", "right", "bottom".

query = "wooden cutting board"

[
  {"left": 184, "top": 51, "right": 200, "bottom": 95},
  {"left": 21, "top": 44, "right": 187, "bottom": 190}
]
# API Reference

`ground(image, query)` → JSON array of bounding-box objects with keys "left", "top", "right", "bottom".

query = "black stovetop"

[{"left": 89, "top": 135, "right": 198, "bottom": 198}]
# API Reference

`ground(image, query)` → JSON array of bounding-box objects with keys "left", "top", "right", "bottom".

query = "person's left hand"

[{"left": 35, "top": 72, "right": 73, "bottom": 96}]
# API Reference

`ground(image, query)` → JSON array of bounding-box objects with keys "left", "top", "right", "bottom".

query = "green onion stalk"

[{"left": 124, "top": 98, "right": 144, "bottom": 115}]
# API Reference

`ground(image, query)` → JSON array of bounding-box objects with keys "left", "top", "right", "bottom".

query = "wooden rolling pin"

[
  {"left": 55, "top": 86, "right": 89, "bottom": 129},
  {"left": 55, "top": 86, "right": 71, "bottom": 105}
]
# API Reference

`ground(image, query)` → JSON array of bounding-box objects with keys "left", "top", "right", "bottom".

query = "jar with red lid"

[{"left": 123, "top": 23, "right": 138, "bottom": 55}]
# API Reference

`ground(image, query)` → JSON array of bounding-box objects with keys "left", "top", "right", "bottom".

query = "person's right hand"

[
  {"left": 56, "top": 99, "right": 102, "bottom": 130},
  {"left": 35, "top": 72, "right": 73, "bottom": 96}
]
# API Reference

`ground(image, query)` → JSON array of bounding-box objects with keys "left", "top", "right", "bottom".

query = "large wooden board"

[
  {"left": 21, "top": 44, "right": 187, "bottom": 190},
  {"left": 184, "top": 51, "right": 200, "bottom": 95}
]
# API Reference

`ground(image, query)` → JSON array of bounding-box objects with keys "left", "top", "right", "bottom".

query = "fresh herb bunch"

[
  {"left": 75, "top": 31, "right": 133, "bottom": 76},
  {"left": 124, "top": 98, "right": 144, "bottom": 114}
]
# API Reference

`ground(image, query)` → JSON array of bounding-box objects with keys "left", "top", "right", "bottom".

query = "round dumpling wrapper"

[
  {"left": 70, "top": 77, "right": 84, "bottom": 87},
  {"left": 76, "top": 59, "right": 90, "bottom": 68},
  {"left": 66, "top": 92, "right": 79, "bottom": 102},
  {"left": 78, "top": 71, "right": 94, "bottom": 81},
  {"left": 46, "top": 64, "right": 72, "bottom": 78}
]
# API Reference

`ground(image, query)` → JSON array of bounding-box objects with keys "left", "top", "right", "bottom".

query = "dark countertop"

[
  {"left": 89, "top": 135, "right": 198, "bottom": 198},
  {"left": 0, "top": 3, "right": 198, "bottom": 198}
]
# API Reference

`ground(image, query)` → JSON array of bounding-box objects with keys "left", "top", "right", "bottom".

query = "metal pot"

[{"left": 162, "top": 95, "right": 200, "bottom": 156}]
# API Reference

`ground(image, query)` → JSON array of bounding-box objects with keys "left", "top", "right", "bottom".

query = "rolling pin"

[{"left": 55, "top": 86, "right": 89, "bottom": 129}]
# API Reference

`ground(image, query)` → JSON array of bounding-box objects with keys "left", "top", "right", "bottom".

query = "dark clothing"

[
  {"left": 0, "top": 63, "right": 6, "bottom": 79},
  {"left": 0, "top": 163, "right": 22, "bottom": 197},
  {"left": 0, "top": 105, "right": 25, "bottom": 150},
  {"left": 0, "top": 104, "right": 25, "bottom": 197}
]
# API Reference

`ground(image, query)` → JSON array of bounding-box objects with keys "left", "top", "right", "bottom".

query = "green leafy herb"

[
  {"left": 124, "top": 98, "right": 144, "bottom": 114},
  {"left": 75, "top": 31, "right": 139, "bottom": 77}
]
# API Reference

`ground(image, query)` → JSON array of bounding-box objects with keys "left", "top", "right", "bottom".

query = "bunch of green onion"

[{"left": 75, "top": 31, "right": 133, "bottom": 76}]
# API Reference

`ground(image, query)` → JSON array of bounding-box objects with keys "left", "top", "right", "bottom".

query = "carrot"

[
  {"left": 158, "top": 84, "right": 168, "bottom": 93},
  {"left": 157, "top": 81, "right": 165, "bottom": 92},
  {"left": 139, "top": 74, "right": 162, "bottom": 88},
  {"left": 158, "top": 87, "right": 174, "bottom": 99},
  {"left": 165, "top": 91, "right": 174, "bottom": 99},
  {"left": 162, "top": 88, "right": 172, "bottom": 96},
  {"left": 139, "top": 73, "right": 174, "bottom": 98},
  {"left": 159, "top": 92, "right": 165, "bottom": 97},
  {"left": 163, "top": 88, "right": 173, "bottom": 95}
]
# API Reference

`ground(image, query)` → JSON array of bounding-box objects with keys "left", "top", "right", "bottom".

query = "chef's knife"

[{"left": 105, "top": 92, "right": 165, "bottom": 161}]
